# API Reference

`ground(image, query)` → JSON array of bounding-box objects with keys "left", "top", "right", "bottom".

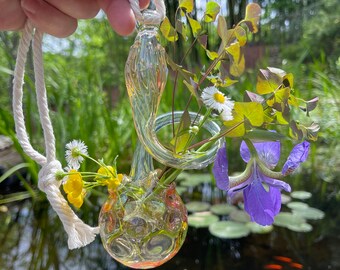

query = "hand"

[{"left": 0, "top": 0, "right": 150, "bottom": 37}]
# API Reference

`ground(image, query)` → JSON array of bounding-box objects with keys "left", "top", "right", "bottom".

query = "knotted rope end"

[{"left": 68, "top": 224, "right": 100, "bottom": 250}]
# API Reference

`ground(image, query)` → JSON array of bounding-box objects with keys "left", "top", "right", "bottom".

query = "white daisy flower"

[
  {"left": 65, "top": 140, "right": 88, "bottom": 169},
  {"left": 201, "top": 86, "right": 234, "bottom": 117},
  {"left": 220, "top": 107, "right": 234, "bottom": 121}
]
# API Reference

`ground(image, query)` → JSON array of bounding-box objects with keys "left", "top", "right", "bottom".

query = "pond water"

[{"left": 0, "top": 192, "right": 339, "bottom": 270}]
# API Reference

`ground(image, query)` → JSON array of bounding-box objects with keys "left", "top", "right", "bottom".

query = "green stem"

[
  {"left": 144, "top": 168, "right": 183, "bottom": 200},
  {"left": 244, "top": 138, "right": 258, "bottom": 157},
  {"left": 184, "top": 108, "right": 212, "bottom": 150},
  {"left": 256, "top": 158, "right": 285, "bottom": 180},
  {"left": 229, "top": 159, "right": 254, "bottom": 188}
]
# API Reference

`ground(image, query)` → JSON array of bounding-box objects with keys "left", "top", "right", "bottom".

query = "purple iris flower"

[
  {"left": 213, "top": 140, "right": 310, "bottom": 226},
  {"left": 282, "top": 141, "right": 310, "bottom": 175}
]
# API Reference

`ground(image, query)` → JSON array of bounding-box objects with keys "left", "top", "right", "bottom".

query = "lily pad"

[
  {"left": 190, "top": 173, "right": 212, "bottom": 184},
  {"left": 177, "top": 171, "right": 192, "bottom": 181},
  {"left": 246, "top": 222, "right": 273, "bottom": 234},
  {"left": 188, "top": 212, "right": 219, "bottom": 228},
  {"left": 274, "top": 212, "right": 306, "bottom": 228},
  {"left": 229, "top": 210, "right": 251, "bottom": 223},
  {"left": 292, "top": 207, "right": 325, "bottom": 220},
  {"left": 209, "top": 221, "right": 250, "bottom": 239},
  {"left": 287, "top": 201, "right": 309, "bottom": 210},
  {"left": 178, "top": 173, "right": 211, "bottom": 187},
  {"left": 180, "top": 179, "right": 202, "bottom": 187},
  {"left": 281, "top": 194, "right": 292, "bottom": 204},
  {"left": 287, "top": 222, "right": 313, "bottom": 233},
  {"left": 291, "top": 191, "right": 312, "bottom": 200},
  {"left": 210, "top": 204, "right": 237, "bottom": 216},
  {"left": 186, "top": 201, "right": 211, "bottom": 212}
]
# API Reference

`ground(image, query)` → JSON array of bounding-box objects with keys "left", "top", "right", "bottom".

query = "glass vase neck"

[{"left": 137, "top": 23, "right": 159, "bottom": 35}]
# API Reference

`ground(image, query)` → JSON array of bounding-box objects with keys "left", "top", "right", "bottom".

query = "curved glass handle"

[{"left": 125, "top": 26, "right": 222, "bottom": 170}]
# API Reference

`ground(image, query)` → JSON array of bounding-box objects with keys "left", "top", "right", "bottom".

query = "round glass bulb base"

[{"left": 99, "top": 182, "right": 188, "bottom": 269}]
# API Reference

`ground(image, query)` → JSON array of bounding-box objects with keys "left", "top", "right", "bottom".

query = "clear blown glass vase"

[{"left": 99, "top": 113, "right": 190, "bottom": 269}]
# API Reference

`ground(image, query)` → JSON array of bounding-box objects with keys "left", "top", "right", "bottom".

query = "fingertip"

[
  {"left": 25, "top": 9, "right": 78, "bottom": 37},
  {"left": 101, "top": 0, "right": 136, "bottom": 36},
  {"left": 110, "top": 14, "right": 135, "bottom": 36},
  {"left": 139, "top": 0, "right": 150, "bottom": 10},
  {"left": 21, "top": 0, "right": 78, "bottom": 38},
  {"left": 0, "top": 0, "right": 26, "bottom": 30}
]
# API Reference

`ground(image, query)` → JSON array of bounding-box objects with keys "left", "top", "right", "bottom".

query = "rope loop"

[{"left": 12, "top": 21, "right": 99, "bottom": 249}]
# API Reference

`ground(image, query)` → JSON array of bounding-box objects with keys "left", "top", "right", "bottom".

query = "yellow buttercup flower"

[
  {"left": 63, "top": 169, "right": 85, "bottom": 208},
  {"left": 67, "top": 191, "right": 85, "bottom": 209},
  {"left": 107, "top": 173, "right": 123, "bottom": 191},
  {"left": 97, "top": 166, "right": 116, "bottom": 178},
  {"left": 96, "top": 166, "right": 122, "bottom": 191}
]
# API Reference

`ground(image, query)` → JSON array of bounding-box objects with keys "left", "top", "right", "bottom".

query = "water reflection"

[{"left": 0, "top": 197, "right": 339, "bottom": 270}]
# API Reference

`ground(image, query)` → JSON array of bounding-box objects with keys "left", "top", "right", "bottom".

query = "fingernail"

[{"left": 21, "top": 0, "right": 36, "bottom": 14}]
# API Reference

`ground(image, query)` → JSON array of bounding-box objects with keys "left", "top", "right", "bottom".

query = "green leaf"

[
  {"left": 217, "top": 15, "right": 228, "bottom": 41},
  {"left": 244, "top": 90, "right": 264, "bottom": 103},
  {"left": 223, "top": 102, "right": 264, "bottom": 137},
  {"left": 198, "top": 34, "right": 207, "bottom": 49},
  {"left": 204, "top": 2, "right": 220, "bottom": 23},
  {"left": 166, "top": 55, "right": 195, "bottom": 82},
  {"left": 0, "top": 163, "right": 31, "bottom": 184},
  {"left": 170, "top": 110, "right": 191, "bottom": 153},
  {"left": 175, "top": 19, "right": 188, "bottom": 40},
  {"left": 220, "top": 77, "right": 238, "bottom": 87},
  {"left": 256, "top": 68, "right": 283, "bottom": 95},
  {"left": 283, "top": 73, "right": 294, "bottom": 88},
  {"left": 267, "top": 87, "right": 291, "bottom": 111},
  {"left": 238, "top": 102, "right": 264, "bottom": 126},
  {"left": 179, "top": 0, "right": 194, "bottom": 13},
  {"left": 0, "top": 191, "right": 38, "bottom": 204},
  {"left": 306, "top": 122, "right": 320, "bottom": 141},
  {"left": 206, "top": 49, "right": 219, "bottom": 60},
  {"left": 160, "top": 17, "right": 178, "bottom": 42},
  {"left": 244, "top": 129, "right": 286, "bottom": 141},
  {"left": 226, "top": 41, "right": 245, "bottom": 77},
  {"left": 289, "top": 121, "right": 319, "bottom": 141},
  {"left": 289, "top": 121, "right": 305, "bottom": 141},
  {"left": 289, "top": 121, "right": 320, "bottom": 141},
  {"left": 289, "top": 94, "right": 300, "bottom": 107},
  {"left": 263, "top": 107, "right": 274, "bottom": 124},
  {"left": 300, "top": 97, "right": 319, "bottom": 116},
  {"left": 243, "top": 3, "right": 261, "bottom": 33},
  {"left": 235, "top": 26, "right": 247, "bottom": 46},
  {"left": 188, "top": 17, "right": 201, "bottom": 37},
  {"left": 183, "top": 79, "right": 201, "bottom": 105},
  {"left": 275, "top": 110, "right": 290, "bottom": 125}
]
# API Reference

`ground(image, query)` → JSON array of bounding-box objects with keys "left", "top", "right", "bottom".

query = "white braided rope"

[
  {"left": 12, "top": 21, "right": 99, "bottom": 249},
  {"left": 129, "top": 0, "right": 166, "bottom": 25},
  {"left": 12, "top": 21, "right": 46, "bottom": 165}
]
